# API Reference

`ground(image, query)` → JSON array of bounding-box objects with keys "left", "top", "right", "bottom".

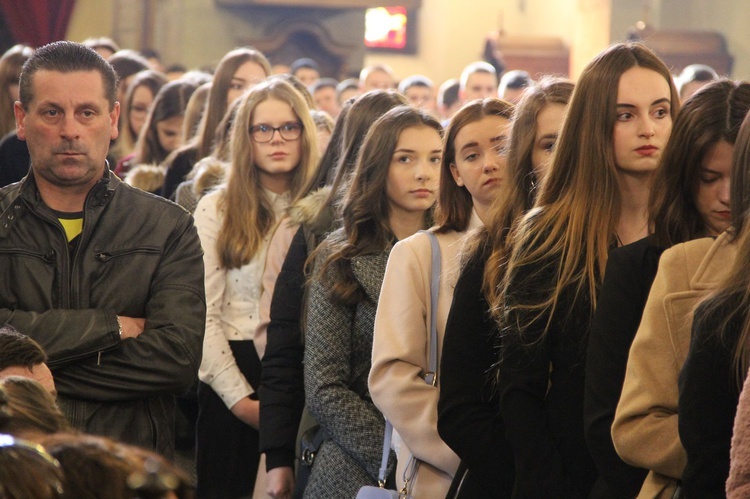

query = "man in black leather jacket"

[{"left": 0, "top": 41, "right": 205, "bottom": 458}]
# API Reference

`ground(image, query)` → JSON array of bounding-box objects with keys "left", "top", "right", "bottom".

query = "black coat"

[
  {"left": 259, "top": 224, "right": 308, "bottom": 470},
  {"left": 497, "top": 229, "right": 599, "bottom": 498},
  {"left": 584, "top": 236, "right": 662, "bottom": 497},
  {"left": 161, "top": 146, "right": 198, "bottom": 200},
  {"left": 0, "top": 169, "right": 205, "bottom": 457},
  {"left": 437, "top": 247, "right": 515, "bottom": 498},
  {"left": 678, "top": 293, "right": 745, "bottom": 498},
  {"left": 0, "top": 131, "right": 30, "bottom": 187}
]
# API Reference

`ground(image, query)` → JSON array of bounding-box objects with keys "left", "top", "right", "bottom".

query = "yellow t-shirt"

[{"left": 57, "top": 214, "right": 83, "bottom": 242}]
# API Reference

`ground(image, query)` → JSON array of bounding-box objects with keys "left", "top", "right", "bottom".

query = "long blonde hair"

[
  {"left": 498, "top": 42, "right": 679, "bottom": 340},
  {"left": 216, "top": 79, "right": 319, "bottom": 269}
]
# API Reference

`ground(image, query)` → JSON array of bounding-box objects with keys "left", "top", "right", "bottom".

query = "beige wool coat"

[
  {"left": 369, "top": 220, "right": 480, "bottom": 498},
  {"left": 612, "top": 232, "right": 736, "bottom": 498}
]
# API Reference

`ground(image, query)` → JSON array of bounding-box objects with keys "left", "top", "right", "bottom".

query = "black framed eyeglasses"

[{"left": 249, "top": 122, "right": 303, "bottom": 143}]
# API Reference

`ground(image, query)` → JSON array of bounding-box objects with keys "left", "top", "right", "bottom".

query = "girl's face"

[
  {"left": 613, "top": 66, "right": 673, "bottom": 175},
  {"left": 450, "top": 115, "right": 510, "bottom": 212},
  {"left": 227, "top": 61, "right": 267, "bottom": 105},
  {"left": 695, "top": 139, "right": 733, "bottom": 236},
  {"left": 156, "top": 115, "right": 184, "bottom": 154},
  {"left": 386, "top": 125, "right": 441, "bottom": 217},
  {"left": 129, "top": 85, "right": 154, "bottom": 136},
  {"left": 531, "top": 103, "right": 567, "bottom": 177},
  {"left": 250, "top": 97, "right": 302, "bottom": 193}
]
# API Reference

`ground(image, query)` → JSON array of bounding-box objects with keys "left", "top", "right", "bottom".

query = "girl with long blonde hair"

[{"left": 193, "top": 78, "right": 318, "bottom": 498}]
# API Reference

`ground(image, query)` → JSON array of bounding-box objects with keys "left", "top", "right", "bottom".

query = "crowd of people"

[{"left": 1, "top": 34, "right": 750, "bottom": 499}]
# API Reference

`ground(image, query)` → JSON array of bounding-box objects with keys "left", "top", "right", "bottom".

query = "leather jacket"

[{"left": 0, "top": 169, "right": 206, "bottom": 457}]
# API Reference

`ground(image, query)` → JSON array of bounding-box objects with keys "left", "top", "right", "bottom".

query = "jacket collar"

[
  {"left": 351, "top": 249, "right": 390, "bottom": 303},
  {"left": 691, "top": 231, "right": 736, "bottom": 290},
  {"left": 19, "top": 163, "right": 119, "bottom": 211}
]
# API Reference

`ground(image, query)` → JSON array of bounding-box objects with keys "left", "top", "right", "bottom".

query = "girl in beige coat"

[
  {"left": 369, "top": 98, "right": 513, "bottom": 498},
  {"left": 613, "top": 108, "right": 750, "bottom": 498}
]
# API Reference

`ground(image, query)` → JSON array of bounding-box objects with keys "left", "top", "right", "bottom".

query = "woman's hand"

[{"left": 266, "top": 466, "right": 294, "bottom": 499}]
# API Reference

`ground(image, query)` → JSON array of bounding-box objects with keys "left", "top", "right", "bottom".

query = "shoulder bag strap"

[{"left": 376, "top": 230, "right": 442, "bottom": 486}]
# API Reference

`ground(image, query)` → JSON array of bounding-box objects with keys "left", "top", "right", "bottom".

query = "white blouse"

[{"left": 193, "top": 187, "right": 290, "bottom": 409}]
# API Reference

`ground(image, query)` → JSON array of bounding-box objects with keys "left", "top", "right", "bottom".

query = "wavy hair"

[
  {"left": 216, "top": 78, "right": 319, "bottom": 269},
  {"left": 316, "top": 106, "right": 442, "bottom": 306}
]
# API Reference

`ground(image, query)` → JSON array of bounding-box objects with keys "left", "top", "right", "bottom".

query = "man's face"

[
  {"left": 313, "top": 86, "right": 340, "bottom": 118},
  {"left": 461, "top": 72, "right": 498, "bottom": 102},
  {"left": 404, "top": 85, "right": 437, "bottom": 115},
  {"left": 294, "top": 67, "right": 319, "bottom": 87},
  {"left": 362, "top": 70, "right": 394, "bottom": 92},
  {"left": 15, "top": 70, "right": 119, "bottom": 192}
]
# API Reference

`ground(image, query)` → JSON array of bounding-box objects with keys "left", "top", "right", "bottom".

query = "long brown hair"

[
  {"left": 216, "top": 78, "right": 319, "bottom": 269},
  {"left": 696, "top": 112, "right": 750, "bottom": 388},
  {"left": 196, "top": 47, "right": 271, "bottom": 159},
  {"left": 0, "top": 44, "right": 33, "bottom": 138},
  {"left": 498, "top": 42, "right": 679, "bottom": 339},
  {"left": 481, "top": 77, "right": 574, "bottom": 307},
  {"left": 133, "top": 79, "right": 199, "bottom": 165},
  {"left": 324, "top": 90, "right": 407, "bottom": 215},
  {"left": 434, "top": 98, "right": 514, "bottom": 233},
  {"left": 114, "top": 70, "right": 168, "bottom": 160},
  {"left": 316, "top": 106, "right": 442, "bottom": 306},
  {"left": 649, "top": 79, "right": 750, "bottom": 247}
]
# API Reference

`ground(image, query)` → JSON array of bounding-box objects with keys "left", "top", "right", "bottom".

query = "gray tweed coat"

[{"left": 303, "top": 236, "right": 397, "bottom": 498}]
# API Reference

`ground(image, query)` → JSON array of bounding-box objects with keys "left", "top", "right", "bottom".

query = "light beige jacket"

[
  {"left": 369, "top": 220, "right": 480, "bottom": 498},
  {"left": 612, "top": 232, "right": 736, "bottom": 498}
]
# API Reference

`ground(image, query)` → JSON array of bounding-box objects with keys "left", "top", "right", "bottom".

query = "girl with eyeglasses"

[{"left": 193, "top": 78, "right": 319, "bottom": 498}]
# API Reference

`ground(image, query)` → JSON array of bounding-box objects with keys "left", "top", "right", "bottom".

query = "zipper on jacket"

[
  {"left": 0, "top": 247, "right": 55, "bottom": 263},
  {"left": 94, "top": 246, "right": 162, "bottom": 262}
]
